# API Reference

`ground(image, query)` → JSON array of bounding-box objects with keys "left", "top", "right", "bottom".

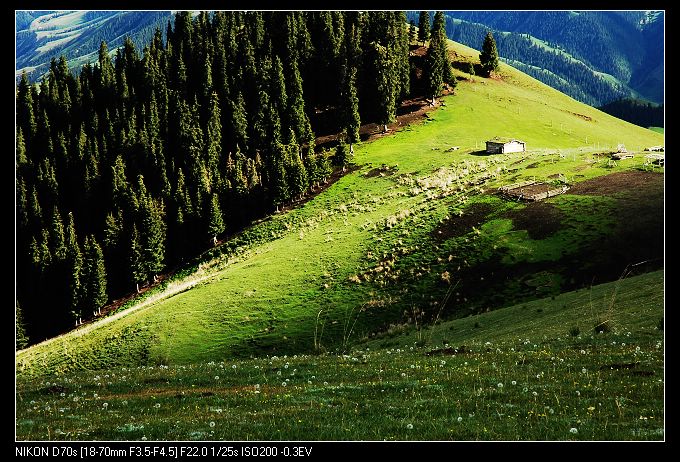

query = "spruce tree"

[
  {"left": 129, "top": 224, "right": 144, "bottom": 292},
  {"left": 16, "top": 302, "right": 29, "bottom": 350},
  {"left": 341, "top": 66, "right": 361, "bottom": 153},
  {"left": 65, "top": 212, "right": 82, "bottom": 317},
  {"left": 206, "top": 193, "right": 225, "bottom": 245},
  {"left": 371, "top": 42, "right": 397, "bottom": 132},
  {"left": 205, "top": 91, "right": 222, "bottom": 184},
  {"left": 409, "top": 20, "right": 416, "bottom": 43},
  {"left": 286, "top": 145, "right": 308, "bottom": 201},
  {"left": 479, "top": 31, "right": 500, "bottom": 77},
  {"left": 17, "top": 72, "right": 37, "bottom": 144},
  {"left": 285, "top": 59, "right": 313, "bottom": 149},
  {"left": 81, "top": 236, "right": 108, "bottom": 314},
  {"left": 50, "top": 206, "right": 66, "bottom": 261},
  {"left": 137, "top": 176, "right": 166, "bottom": 282},
  {"left": 418, "top": 11, "right": 430, "bottom": 45},
  {"left": 335, "top": 138, "right": 351, "bottom": 172},
  {"left": 432, "top": 12, "right": 453, "bottom": 85}
]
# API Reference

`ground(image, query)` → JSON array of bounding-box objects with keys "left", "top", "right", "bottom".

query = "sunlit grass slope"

[
  {"left": 16, "top": 39, "right": 663, "bottom": 377},
  {"left": 16, "top": 270, "right": 663, "bottom": 440}
]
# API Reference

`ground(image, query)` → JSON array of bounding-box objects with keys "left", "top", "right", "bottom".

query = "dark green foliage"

[
  {"left": 420, "top": 11, "right": 664, "bottom": 104},
  {"left": 424, "top": 12, "right": 451, "bottom": 101},
  {"left": 128, "top": 225, "right": 144, "bottom": 291},
  {"left": 137, "top": 176, "right": 166, "bottom": 281},
  {"left": 432, "top": 12, "right": 453, "bottom": 86},
  {"left": 81, "top": 236, "right": 108, "bottom": 314},
  {"left": 16, "top": 11, "right": 419, "bottom": 342},
  {"left": 65, "top": 212, "right": 83, "bottom": 315},
  {"left": 480, "top": 31, "right": 500, "bottom": 77},
  {"left": 16, "top": 302, "right": 29, "bottom": 351},
  {"left": 598, "top": 98, "right": 664, "bottom": 129},
  {"left": 334, "top": 139, "right": 351, "bottom": 171},
  {"left": 369, "top": 42, "right": 397, "bottom": 129},
  {"left": 341, "top": 66, "right": 361, "bottom": 148},
  {"left": 418, "top": 11, "right": 430, "bottom": 44},
  {"left": 206, "top": 193, "right": 225, "bottom": 244},
  {"left": 569, "top": 326, "right": 580, "bottom": 337},
  {"left": 467, "top": 62, "right": 476, "bottom": 77},
  {"left": 409, "top": 20, "right": 416, "bottom": 43}
]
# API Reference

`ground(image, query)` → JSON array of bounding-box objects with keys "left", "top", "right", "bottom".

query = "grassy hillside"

[
  {"left": 16, "top": 270, "right": 664, "bottom": 440},
  {"left": 16, "top": 40, "right": 663, "bottom": 379}
]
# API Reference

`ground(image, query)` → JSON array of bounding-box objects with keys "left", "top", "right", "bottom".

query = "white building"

[{"left": 485, "top": 137, "right": 526, "bottom": 154}]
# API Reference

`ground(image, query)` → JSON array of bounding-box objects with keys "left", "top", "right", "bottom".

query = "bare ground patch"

[
  {"left": 503, "top": 202, "right": 565, "bottom": 240},
  {"left": 432, "top": 202, "right": 495, "bottom": 241},
  {"left": 569, "top": 171, "right": 663, "bottom": 196}
]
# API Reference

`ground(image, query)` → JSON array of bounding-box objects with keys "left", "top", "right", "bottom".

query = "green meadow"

[{"left": 16, "top": 40, "right": 664, "bottom": 441}]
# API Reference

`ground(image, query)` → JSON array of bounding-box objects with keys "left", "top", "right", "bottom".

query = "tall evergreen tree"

[
  {"left": 16, "top": 302, "right": 29, "bottom": 350},
  {"left": 479, "top": 31, "right": 500, "bottom": 77},
  {"left": 137, "top": 176, "right": 166, "bottom": 282},
  {"left": 370, "top": 42, "right": 397, "bottom": 132},
  {"left": 335, "top": 138, "right": 351, "bottom": 172},
  {"left": 65, "top": 212, "right": 82, "bottom": 318},
  {"left": 418, "top": 11, "right": 430, "bottom": 45},
  {"left": 341, "top": 66, "right": 361, "bottom": 153},
  {"left": 432, "top": 12, "right": 453, "bottom": 85},
  {"left": 129, "top": 224, "right": 144, "bottom": 292},
  {"left": 17, "top": 72, "right": 37, "bottom": 144},
  {"left": 205, "top": 91, "right": 222, "bottom": 184},
  {"left": 81, "top": 236, "right": 108, "bottom": 314},
  {"left": 206, "top": 193, "right": 225, "bottom": 245}
]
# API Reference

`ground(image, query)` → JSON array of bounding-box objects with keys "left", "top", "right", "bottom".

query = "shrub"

[
  {"left": 569, "top": 326, "right": 580, "bottom": 337},
  {"left": 657, "top": 317, "right": 664, "bottom": 331}
]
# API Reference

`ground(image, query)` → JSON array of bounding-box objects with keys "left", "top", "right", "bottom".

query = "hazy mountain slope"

[
  {"left": 409, "top": 11, "right": 663, "bottom": 105},
  {"left": 15, "top": 10, "right": 171, "bottom": 80}
]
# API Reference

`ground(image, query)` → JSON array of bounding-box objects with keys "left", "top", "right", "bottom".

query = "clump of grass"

[
  {"left": 569, "top": 326, "right": 580, "bottom": 337},
  {"left": 474, "top": 322, "right": 481, "bottom": 328},
  {"left": 594, "top": 319, "right": 612, "bottom": 334},
  {"left": 657, "top": 317, "right": 663, "bottom": 331}
]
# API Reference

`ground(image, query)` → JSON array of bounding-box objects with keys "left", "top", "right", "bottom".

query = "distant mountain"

[
  {"left": 598, "top": 97, "right": 664, "bottom": 129},
  {"left": 16, "top": 11, "right": 171, "bottom": 81},
  {"left": 408, "top": 11, "right": 664, "bottom": 106}
]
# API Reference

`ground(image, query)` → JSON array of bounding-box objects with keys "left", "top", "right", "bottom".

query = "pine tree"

[
  {"left": 418, "top": 11, "right": 430, "bottom": 45},
  {"left": 137, "top": 176, "right": 166, "bottom": 282},
  {"left": 205, "top": 91, "right": 222, "bottom": 185},
  {"left": 409, "top": 20, "right": 416, "bottom": 43},
  {"left": 286, "top": 144, "right": 308, "bottom": 201},
  {"left": 370, "top": 42, "right": 397, "bottom": 132},
  {"left": 479, "top": 31, "right": 500, "bottom": 77},
  {"left": 432, "top": 12, "right": 453, "bottom": 85},
  {"left": 335, "top": 138, "right": 351, "bottom": 172},
  {"left": 49, "top": 206, "right": 66, "bottom": 261},
  {"left": 97, "top": 41, "right": 116, "bottom": 94},
  {"left": 17, "top": 72, "right": 37, "bottom": 145},
  {"left": 16, "top": 128, "right": 27, "bottom": 167},
  {"left": 65, "top": 212, "right": 82, "bottom": 317},
  {"left": 129, "top": 224, "right": 144, "bottom": 292},
  {"left": 341, "top": 66, "right": 361, "bottom": 153},
  {"left": 206, "top": 193, "right": 225, "bottom": 245},
  {"left": 16, "top": 302, "right": 29, "bottom": 350},
  {"left": 424, "top": 13, "right": 447, "bottom": 105},
  {"left": 285, "top": 59, "right": 313, "bottom": 149},
  {"left": 81, "top": 236, "right": 108, "bottom": 315},
  {"left": 227, "top": 91, "right": 249, "bottom": 154}
]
